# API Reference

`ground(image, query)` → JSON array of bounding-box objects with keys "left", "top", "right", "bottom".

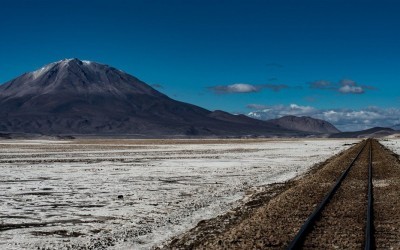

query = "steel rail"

[
  {"left": 286, "top": 139, "right": 369, "bottom": 250},
  {"left": 365, "top": 141, "right": 374, "bottom": 249}
]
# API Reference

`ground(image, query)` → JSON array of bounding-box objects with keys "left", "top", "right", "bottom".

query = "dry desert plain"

[{"left": 0, "top": 138, "right": 367, "bottom": 249}]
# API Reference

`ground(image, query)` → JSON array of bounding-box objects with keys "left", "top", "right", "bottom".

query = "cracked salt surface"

[
  {"left": 380, "top": 138, "right": 400, "bottom": 155},
  {"left": 0, "top": 139, "right": 358, "bottom": 249}
]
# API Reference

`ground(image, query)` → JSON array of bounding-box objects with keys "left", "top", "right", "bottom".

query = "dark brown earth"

[
  {"left": 373, "top": 141, "right": 400, "bottom": 249},
  {"left": 160, "top": 139, "right": 400, "bottom": 249}
]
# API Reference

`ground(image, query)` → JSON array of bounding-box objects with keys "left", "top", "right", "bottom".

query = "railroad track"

[
  {"left": 164, "top": 138, "right": 400, "bottom": 249},
  {"left": 287, "top": 139, "right": 374, "bottom": 249}
]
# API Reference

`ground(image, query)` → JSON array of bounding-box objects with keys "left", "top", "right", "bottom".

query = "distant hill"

[
  {"left": 0, "top": 58, "right": 301, "bottom": 137},
  {"left": 329, "top": 127, "right": 396, "bottom": 138},
  {"left": 391, "top": 124, "right": 400, "bottom": 130},
  {"left": 208, "top": 110, "right": 272, "bottom": 126},
  {"left": 267, "top": 115, "right": 341, "bottom": 134}
]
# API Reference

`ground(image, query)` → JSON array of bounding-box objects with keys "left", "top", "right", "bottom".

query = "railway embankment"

[{"left": 162, "top": 139, "right": 400, "bottom": 249}]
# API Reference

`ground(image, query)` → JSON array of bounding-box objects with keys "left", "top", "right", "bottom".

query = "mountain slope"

[
  {"left": 267, "top": 115, "right": 340, "bottom": 134},
  {"left": 0, "top": 59, "right": 298, "bottom": 136},
  {"left": 329, "top": 127, "right": 395, "bottom": 138}
]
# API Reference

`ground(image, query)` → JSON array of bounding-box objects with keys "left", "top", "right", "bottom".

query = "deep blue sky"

[{"left": 1, "top": 0, "right": 400, "bottom": 130}]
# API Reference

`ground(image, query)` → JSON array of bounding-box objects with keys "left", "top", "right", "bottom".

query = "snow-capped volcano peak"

[
  {"left": 31, "top": 63, "right": 54, "bottom": 79},
  {"left": 1, "top": 58, "right": 165, "bottom": 98},
  {"left": 57, "top": 58, "right": 92, "bottom": 65},
  {"left": 30, "top": 58, "right": 91, "bottom": 79}
]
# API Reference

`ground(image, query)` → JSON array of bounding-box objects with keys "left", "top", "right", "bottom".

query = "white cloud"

[
  {"left": 338, "top": 85, "right": 364, "bottom": 94},
  {"left": 247, "top": 104, "right": 317, "bottom": 120},
  {"left": 338, "top": 79, "right": 365, "bottom": 94},
  {"left": 211, "top": 83, "right": 259, "bottom": 93},
  {"left": 210, "top": 83, "right": 291, "bottom": 94},
  {"left": 226, "top": 83, "right": 258, "bottom": 93},
  {"left": 308, "top": 78, "right": 373, "bottom": 94},
  {"left": 247, "top": 104, "right": 400, "bottom": 131}
]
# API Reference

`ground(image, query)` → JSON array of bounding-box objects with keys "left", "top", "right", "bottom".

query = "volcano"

[{"left": 0, "top": 58, "right": 298, "bottom": 137}]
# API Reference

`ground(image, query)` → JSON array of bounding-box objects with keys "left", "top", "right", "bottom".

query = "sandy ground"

[{"left": 0, "top": 138, "right": 357, "bottom": 249}]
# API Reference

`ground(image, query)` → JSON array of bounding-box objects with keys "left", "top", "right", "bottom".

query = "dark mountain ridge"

[
  {"left": 268, "top": 115, "right": 340, "bottom": 134},
  {"left": 329, "top": 127, "right": 395, "bottom": 138},
  {"left": 0, "top": 59, "right": 303, "bottom": 137}
]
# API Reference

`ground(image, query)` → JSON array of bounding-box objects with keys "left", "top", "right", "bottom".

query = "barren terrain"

[
  {"left": 164, "top": 139, "right": 400, "bottom": 249},
  {"left": 0, "top": 139, "right": 357, "bottom": 249}
]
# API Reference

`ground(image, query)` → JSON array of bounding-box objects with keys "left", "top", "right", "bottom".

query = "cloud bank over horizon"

[
  {"left": 309, "top": 79, "right": 374, "bottom": 94},
  {"left": 209, "top": 78, "right": 374, "bottom": 96},
  {"left": 246, "top": 104, "right": 400, "bottom": 131}
]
